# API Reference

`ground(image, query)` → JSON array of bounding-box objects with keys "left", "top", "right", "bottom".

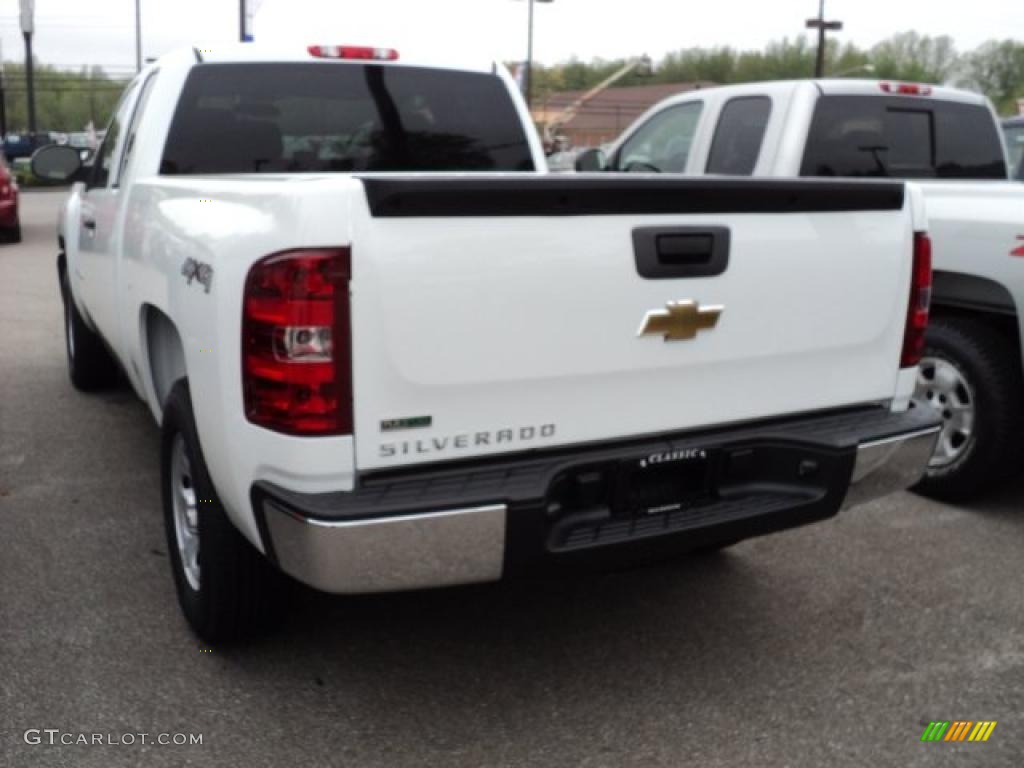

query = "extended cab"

[
  {"left": 35, "top": 48, "right": 939, "bottom": 641},
  {"left": 588, "top": 80, "right": 1024, "bottom": 500}
]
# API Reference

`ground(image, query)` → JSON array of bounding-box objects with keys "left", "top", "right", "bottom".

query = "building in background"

[{"left": 532, "top": 82, "right": 714, "bottom": 149}]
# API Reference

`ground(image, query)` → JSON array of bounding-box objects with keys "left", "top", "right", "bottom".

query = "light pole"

[
  {"left": 805, "top": 0, "right": 842, "bottom": 78},
  {"left": 241, "top": 0, "right": 263, "bottom": 42},
  {"left": 19, "top": 0, "right": 36, "bottom": 138},
  {"left": 135, "top": 0, "right": 142, "bottom": 72},
  {"left": 520, "top": 0, "right": 553, "bottom": 109},
  {"left": 0, "top": 40, "right": 7, "bottom": 138}
]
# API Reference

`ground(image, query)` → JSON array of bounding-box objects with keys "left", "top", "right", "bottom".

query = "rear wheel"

[
  {"left": 161, "top": 381, "right": 286, "bottom": 642},
  {"left": 912, "top": 317, "right": 1023, "bottom": 502},
  {"left": 60, "top": 267, "right": 118, "bottom": 390},
  {"left": 690, "top": 538, "right": 741, "bottom": 556}
]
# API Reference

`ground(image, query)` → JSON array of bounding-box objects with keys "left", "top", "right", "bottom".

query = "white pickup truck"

[
  {"left": 34, "top": 47, "right": 939, "bottom": 641},
  {"left": 583, "top": 79, "right": 1024, "bottom": 501}
]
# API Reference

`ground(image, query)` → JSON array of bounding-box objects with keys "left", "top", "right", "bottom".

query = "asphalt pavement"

[{"left": 1, "top": 189, "right": 1022, "bottom": 767}]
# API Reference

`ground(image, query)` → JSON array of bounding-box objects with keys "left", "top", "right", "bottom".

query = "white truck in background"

[
  {"left": 34, "top": 47, "right": 939, "bottom": 642},
  {"left": 584, "top": 79, "right": 1024, "bottom": 501}
]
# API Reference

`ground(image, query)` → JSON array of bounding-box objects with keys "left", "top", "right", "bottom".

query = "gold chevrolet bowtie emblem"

[{"left": 638, "top": 300, "right": 723, "bottom": 341}]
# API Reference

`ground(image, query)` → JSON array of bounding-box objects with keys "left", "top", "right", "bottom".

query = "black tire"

[
  {"left": 690, "top": 539, "right": 741, "bottom": 556},
  {"left": 4, "top": 222, "right": 21, "bottom": 243},
  {"left": 912, "top": 317, "right": 1024, "bottom": 502},
  {"left": 60, "top": 267, "right": 118, "bottom": 391},
  {"left": 161, "top": 380, "right": 286, "bottom": 642}
]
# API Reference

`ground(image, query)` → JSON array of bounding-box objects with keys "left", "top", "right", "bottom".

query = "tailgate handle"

[{"left": 633, "top": 226, "right": 730, "bottom": 279}]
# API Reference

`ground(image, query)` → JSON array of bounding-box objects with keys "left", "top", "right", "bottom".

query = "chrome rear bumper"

[
  {"left": 255, "top": 407, "right": 940, "bottom": 594},
  {"left": 261, "top": 500, "right": 506, "bottom": 594},
  {"left": 840, "top": 426, "right": 940, "bottom": 511}
]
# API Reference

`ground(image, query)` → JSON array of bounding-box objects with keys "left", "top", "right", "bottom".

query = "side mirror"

[
  {"left": 574, "top": 148, "right": 607, "bottom": 172},
  {"left": 31, "top": 144, "right": 85, "bottom": 184}
]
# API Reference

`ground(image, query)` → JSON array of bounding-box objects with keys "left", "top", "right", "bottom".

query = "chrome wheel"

[
  {"left": 170, "top": 434, "right": 201, "bottom": 590},
  {"left": 915, "top": 356, "right": 975, "bottom": 468}
]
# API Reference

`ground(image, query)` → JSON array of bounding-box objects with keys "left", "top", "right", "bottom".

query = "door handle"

[
  {"left": 82, "top": 217, "right": 97, "bottom": 231},
  {"left": 633, "top": 226, "right": 730, "bottom": 279}
]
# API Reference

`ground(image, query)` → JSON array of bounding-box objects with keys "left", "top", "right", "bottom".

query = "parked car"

[
  {"left": 3, "top": 132, "right": 55, "bottom": 160},
  {"left": 1004, "top": 116, "right": 1024, "bottom": 179},
  {"left": 34, "top": 46, "right": 939, "bottom": 641},
  {"left": 584, "top": 79, "right": 1023, "bottom": 500},
  {"left": 0, "top": 152, "right": 21, "bottom": 242}
]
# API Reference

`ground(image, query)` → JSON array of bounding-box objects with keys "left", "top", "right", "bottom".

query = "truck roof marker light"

[
  {"left": 880, "top": 82, "right": 932, "bottom": 96},
  {"left": 308, "top": 45, "right": 399, "bottom": 61}
]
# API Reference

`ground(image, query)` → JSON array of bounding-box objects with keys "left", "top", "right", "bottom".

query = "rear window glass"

[
  {"left": 706, "top": 96, "right": 772, "bottom": 175},
  {"left": 161, "top": 63, "right": 535, "bottom": 174},
  {"left": 801, "top": 95, "right": 1006, "bottom": 180}
]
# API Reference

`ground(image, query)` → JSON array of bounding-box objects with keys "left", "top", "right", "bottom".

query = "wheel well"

[
  {"left": 930, "top": 303, "right": 1022, "bottom": 360},
  {"left": 931, "top": 270, "right": 1015, "bottom": 316},
  {"left": 930, "top": 269, "right": 1020, "bottom": 356},
  {"left": 143, "top": 305, "right": 187, "bottom": 418}
]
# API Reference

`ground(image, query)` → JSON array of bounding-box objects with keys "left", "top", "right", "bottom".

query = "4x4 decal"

[{"left": 181, "top": 258, "right": 213, "bottom": 294}]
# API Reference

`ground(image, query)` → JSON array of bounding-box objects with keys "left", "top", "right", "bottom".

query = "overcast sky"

[{"left": 1, "top": 0, "right": 1022, "bottom": 75}]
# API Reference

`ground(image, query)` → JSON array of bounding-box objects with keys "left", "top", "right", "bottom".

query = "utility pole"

[
  {"left": 240, "top": 0, "right": 260, "bottom": 42},
  {"left": 20, "top": 0, "right": 36, "bottom": 137},
  {"left": 0, "top": 40, "right": 7, "bottom": 137},
  {"left": 805, "top": 0, "right": 843, "bottom": 78},
  {"left": 135, "top": 0, "right": 142, "bottom": 72},
  {"left": 520, "top": 0, "right": 553, "bottom": 109}
]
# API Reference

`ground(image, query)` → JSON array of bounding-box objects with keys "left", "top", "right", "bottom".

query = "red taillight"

[
  {"left": 880, "top": 82, "right": 932, "bottom": 96},
  {"left": 901, "top": 233, "right": 932, "bottom": 368},
  {"left": 242, "top": 248, "right": 352, "bottom": 436},
  {"left": 307, "top": 45, "right": 399, "bottom": 61}
]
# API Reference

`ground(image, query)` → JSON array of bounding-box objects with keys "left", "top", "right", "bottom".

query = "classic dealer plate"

[{"left": 612, "top": 448, "right": 713, "bottom": 517}]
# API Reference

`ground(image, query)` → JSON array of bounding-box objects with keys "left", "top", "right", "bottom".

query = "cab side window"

[
  {"left": 88, "top": 82, "right": 138, "bottom": 190},
  {"left": 706, "top": 96, "right": 772, "bottom": 175},
  {"left": 614, "top": 102, "right": 703, "bottom": 173}
]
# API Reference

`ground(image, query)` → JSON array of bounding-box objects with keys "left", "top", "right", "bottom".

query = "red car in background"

[{"left": 0, "top": 152, "right": 21, "bottom": 242}]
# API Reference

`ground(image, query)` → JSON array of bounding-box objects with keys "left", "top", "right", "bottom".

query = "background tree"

[
  {"left": 959, "top": 40, "right": 1024, "bottom": 114},
  {"left": 11, "top": 29, "right": 1024, "bottom": 135},
  {"left": 1, "top": 60, "right": 127, "bottom": 133},
  {"left": 870, "top": 32, "right": 959, "bottom": 83}
]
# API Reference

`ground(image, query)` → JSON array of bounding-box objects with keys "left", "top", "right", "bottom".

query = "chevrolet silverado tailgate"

[{"left": 350, "top": 176, "right": 914, "bottom": 470}]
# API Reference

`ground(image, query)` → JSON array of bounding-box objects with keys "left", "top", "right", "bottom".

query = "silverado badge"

[{"left": 638, "top": 300, "right": 723, "bottom": 341}]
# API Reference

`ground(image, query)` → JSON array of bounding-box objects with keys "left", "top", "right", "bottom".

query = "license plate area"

[
  {"left": 611, "top": 453, "right": 713, "bottom": 517},
  {"left": 544, "top": 449, "right": 715, "bottom": 525}
]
